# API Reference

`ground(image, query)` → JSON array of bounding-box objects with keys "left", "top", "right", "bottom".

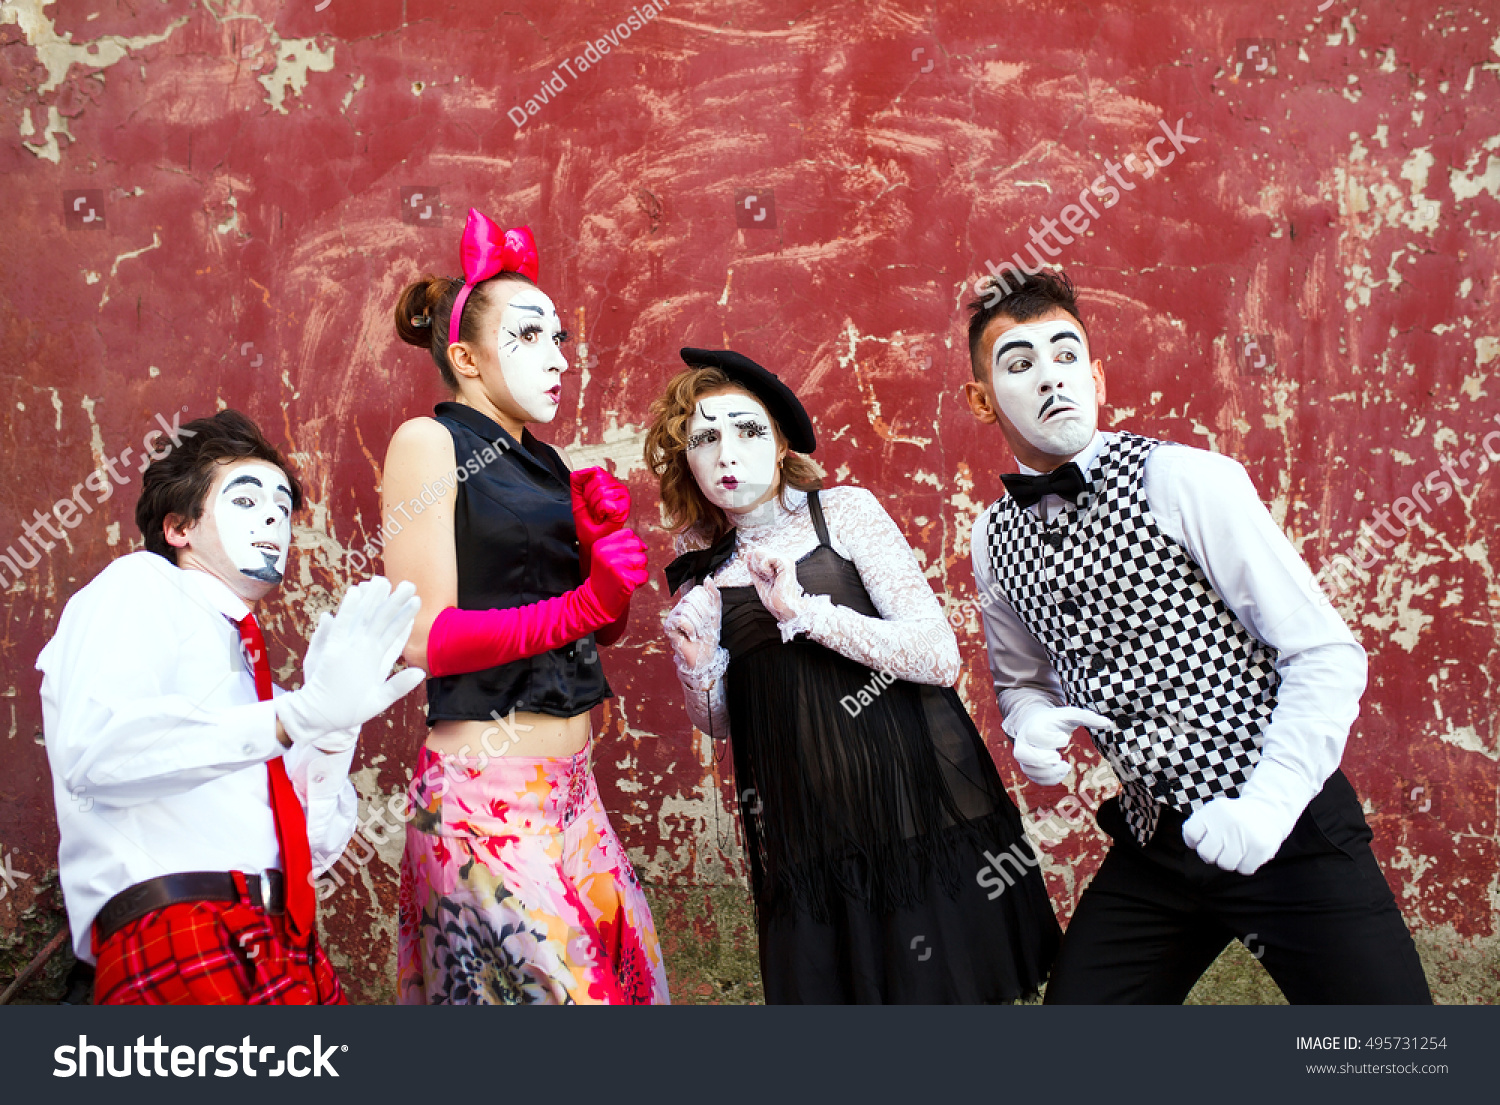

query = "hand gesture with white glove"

[
  {"left": 276, "top": 577, "right": 426, "bottom": 752},
  {"left": 743, "top": 549, "right": 809, "bottom": 624},
  {"left": 1182, "top": 757, "right": 1317, "bottom": 875},
  {"left": 664, "top": 578, "right": 724, "bottom": 675},
  {"left": 1007, "top": 705, "right": 1117, "bottom": 787},
  {"left": 293, "top": 609, "right": 357, "bottom": 753}
]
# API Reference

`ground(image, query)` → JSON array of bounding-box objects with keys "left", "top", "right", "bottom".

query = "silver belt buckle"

[{"left": 259, "top": 872, "right": 274, "bottom": 912}]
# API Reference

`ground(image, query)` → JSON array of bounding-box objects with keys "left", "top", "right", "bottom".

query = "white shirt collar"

[{"left": 174, "top": 562, "right": 254, "bottom": 626}]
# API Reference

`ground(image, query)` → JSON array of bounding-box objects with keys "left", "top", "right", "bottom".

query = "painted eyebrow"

[
  {"left": 224, "top": 474, "right": 292, "bottom": 498},
  {"left": 728, "top": 411, "right": 762, "bottom": 420},
  {"left": 995, "top": 330, "right": 1083, "bottom": 359},
  {"left": 510, "top": 303, "right": 546, "bottom": 316}
]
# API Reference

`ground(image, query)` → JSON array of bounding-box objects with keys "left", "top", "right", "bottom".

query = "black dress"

[{"left": 711, "top": 491, "right": 1061, "bottom": 1003}]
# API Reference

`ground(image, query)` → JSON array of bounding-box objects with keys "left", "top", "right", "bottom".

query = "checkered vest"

[{"left": 983, "top": 432, "right": 1280, "bottom": 843}]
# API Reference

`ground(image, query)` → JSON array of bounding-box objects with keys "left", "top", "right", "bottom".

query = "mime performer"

[
  {"left": 963, "top": 269, "right": 1431, "bottom": 1004},
  {"left": 38, "top": 409, "right": 424, "bottom": 1004}
]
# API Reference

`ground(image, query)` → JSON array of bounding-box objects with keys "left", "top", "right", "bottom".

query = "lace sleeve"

[
  {"left": 668, "top": 529, "right": 731, "bottom": 738},
  {"left": 675, "top": 646, "right": 731, "bottom": 739},
  {"left": 778, "top": 486, "right": 961, "bottom": 686}
]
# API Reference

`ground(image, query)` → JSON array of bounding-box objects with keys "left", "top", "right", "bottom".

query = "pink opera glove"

[
  {"left": 570, "top": 467, "right": 633, "bottom": 646},
  {"left": 426, "top": 528, "right": 649, "bottom": 677}
]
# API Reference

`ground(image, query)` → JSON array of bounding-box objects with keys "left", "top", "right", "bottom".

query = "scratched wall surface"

[{"left": 1, "top": 0, "right": 1497, "bottom": 1004}]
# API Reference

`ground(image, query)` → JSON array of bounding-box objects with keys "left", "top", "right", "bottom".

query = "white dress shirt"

[
  {"left": 36, "top": 551, "right": 359, "bottom": 962},
  {"left": 970, "top": 431, "right": 1367, "bottom": 800}
]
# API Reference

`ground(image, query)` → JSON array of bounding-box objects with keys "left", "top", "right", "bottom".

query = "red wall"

[{"left": 2, "top": 0, "right": 1496, "bottom": 1001}]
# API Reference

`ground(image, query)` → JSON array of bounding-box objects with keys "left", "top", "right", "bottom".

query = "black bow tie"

[
  {"left": 1000, "top": 461, "right": 1089, "bottom": 509},
  {"left": 664, "top": 528, "right": 738, "bottom": 595}
]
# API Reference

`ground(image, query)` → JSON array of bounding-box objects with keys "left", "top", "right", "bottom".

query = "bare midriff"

[{"left": 425, "top": 710, "right": 591, "bottom": 760}]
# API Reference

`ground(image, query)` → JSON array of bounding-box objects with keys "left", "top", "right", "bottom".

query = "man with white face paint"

[
  {"left": 963, "top": 269, "right": 1429, "bottom": 1004},
  {"left": 211, "top": 462, "right": 293, "bottom": 583},
  {"left": 37, "top": 409, "right": 424, "bottom": 1004}
]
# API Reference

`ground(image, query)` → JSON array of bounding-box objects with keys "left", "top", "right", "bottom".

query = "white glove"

[
  {"left": 743, "top": 549, "right": 808, "bottom": 624},
  {"left": 1182, "top": 756, "right": 1319, "bottom": 875},
  {"left": 276, "top": 577, "right": 426, "bottom": 752},
  {"left": 294, "top": 610, "right": 356, "bottom": 753},
  {"left": 1007, "top": 704, "right": 1117, "bottom": 787},
  {"left": 664, "top": 578, "right": 724, "bottom": 675}
]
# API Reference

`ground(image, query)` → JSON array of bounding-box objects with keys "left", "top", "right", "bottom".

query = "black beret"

[{"left": 678, "top": 347, "right": 816, "bottom": 454}]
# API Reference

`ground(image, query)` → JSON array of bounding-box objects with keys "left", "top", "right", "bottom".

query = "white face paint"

[
  {"left": 987, "top": 314, "right": 1099, "bottom": 459},
  {"left": 212, "top": 461, "right": 293, "bottom": 584},
  {"left": 685, "top": 392, "right": 780, "bottom": 512},
  {"left": 494, "top": 285, "right": 569, "bottom": 423}
]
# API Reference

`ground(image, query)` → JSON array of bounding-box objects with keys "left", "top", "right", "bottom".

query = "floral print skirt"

[{"left": 397, "top": 743, "right": 669, "bottom": 1005}]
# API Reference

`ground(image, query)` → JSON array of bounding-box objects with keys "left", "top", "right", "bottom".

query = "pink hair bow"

[{"left": 448, "top": 208, "right": 540, "bottom": 344}]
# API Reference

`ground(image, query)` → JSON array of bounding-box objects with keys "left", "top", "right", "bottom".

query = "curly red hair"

[{"left": 644, "top": 366, "right": 822, "bottom": 545}]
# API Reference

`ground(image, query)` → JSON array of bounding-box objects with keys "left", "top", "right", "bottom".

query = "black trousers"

[{"left": 1044, "top": 770, "right": 1432, "bottom": 1004}]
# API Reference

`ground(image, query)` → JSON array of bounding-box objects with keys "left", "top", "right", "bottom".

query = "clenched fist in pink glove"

[
  {"left": 587, "top": 527, "right": 649, "bottom": 621},
  {"left": 570, "top": 467, "right": 631, "bottom": 577}
]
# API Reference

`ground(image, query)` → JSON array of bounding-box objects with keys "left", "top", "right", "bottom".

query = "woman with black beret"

[{"left": 645, "top": 348, "right": 1060, "bottom": 1003}]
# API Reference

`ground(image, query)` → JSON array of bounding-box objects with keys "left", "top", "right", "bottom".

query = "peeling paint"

[{"left": 2, "top": 0, "right": 1495, "bottom": 1005}]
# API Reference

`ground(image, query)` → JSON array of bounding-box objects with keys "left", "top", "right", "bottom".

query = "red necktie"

[{"left": 236, "top": 612, "right": 315, "bottom": 943}]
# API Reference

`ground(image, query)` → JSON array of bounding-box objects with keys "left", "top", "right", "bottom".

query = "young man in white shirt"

[
  {"left": 962, "top": 269, "right": 1430, "bottom": 1003},
  {"left": 38, "top": 409, "right": 424, "bottom": 1004}
]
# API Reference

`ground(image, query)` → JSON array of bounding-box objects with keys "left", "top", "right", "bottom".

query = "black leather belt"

[{"left": 94, "top": 870, "right": 285, "bottom": 944}]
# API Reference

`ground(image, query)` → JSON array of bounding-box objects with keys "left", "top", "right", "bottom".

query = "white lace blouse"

[{"left": 667, "top": 485, "right": 960, "bottom": 738}]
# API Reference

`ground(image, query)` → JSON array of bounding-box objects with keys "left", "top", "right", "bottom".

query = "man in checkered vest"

[{"left": 961, "top": 269, "right": 1429, "bottom": 1003}]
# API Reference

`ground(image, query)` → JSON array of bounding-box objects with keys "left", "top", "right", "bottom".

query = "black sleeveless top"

[{"left": 423, "top": 402, "right": 611, "bottom": 723}]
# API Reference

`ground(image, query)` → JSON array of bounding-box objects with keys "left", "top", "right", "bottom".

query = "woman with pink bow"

[{"left": 382, "top": 209, "right": 668, "bottom": 1004}]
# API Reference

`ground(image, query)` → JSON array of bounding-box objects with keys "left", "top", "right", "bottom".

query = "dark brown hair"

[
  {"left": 645, "top": 366, "right": 822, "bottom": 545},
  {"left": 135, "top": 409, "right": 305, "bottom": 565},
  {"left": 966, "top": 267, "right": 1089, "bottom": 380},
  {"left": 394, "top": 271, "right": 537, "bottom": 390}
]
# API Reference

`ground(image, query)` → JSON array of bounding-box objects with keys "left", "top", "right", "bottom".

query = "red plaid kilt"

[{"left": 93, "top": 881, "right": 346, "bottom": 1006}]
